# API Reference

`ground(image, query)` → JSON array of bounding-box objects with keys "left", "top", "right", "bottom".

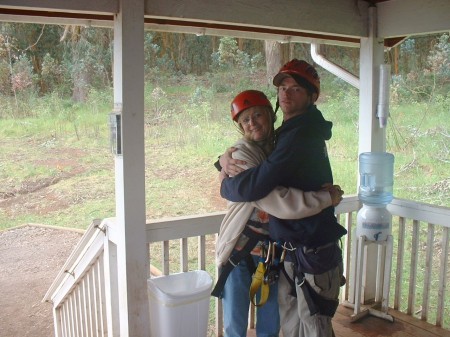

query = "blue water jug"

[{"left": 358, "top": 152, "right": 394, "bottom": 205}]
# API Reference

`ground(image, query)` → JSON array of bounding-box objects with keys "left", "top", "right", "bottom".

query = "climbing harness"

[
  {"left": 211, "top": 226, "right": 268, "bottom": 298},
  {"left": 282, "top": 241, "right": 341, "bottom": 317},
  {"left": 212, "top": 225, "right": 286, "bottom": 309}
]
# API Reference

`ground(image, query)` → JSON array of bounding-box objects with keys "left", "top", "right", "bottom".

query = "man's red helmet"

[
  {"left": 273, "top": 59, "right": 321, "bottom": 99},
  {"left": 230, "top": 90, "right": 272, "bottom": 121}
]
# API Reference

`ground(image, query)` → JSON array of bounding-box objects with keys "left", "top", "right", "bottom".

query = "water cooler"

[
  {"left": 357, "top": 152, "right": 394, "bottom": 242},
  {"left": 349, "top": 152, "right": 395, "bottom": 322}
]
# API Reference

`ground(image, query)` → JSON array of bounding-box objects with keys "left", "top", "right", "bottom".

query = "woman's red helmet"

[
  {"left": 230, "top": 90, "right": 272, "bottom": 121},
  {"left": 273, "top": 59, "right": 321, "bottom": 99}
]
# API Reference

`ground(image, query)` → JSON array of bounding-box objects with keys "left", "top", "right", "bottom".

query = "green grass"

[
  {"left": 388, "top": 102, "right": 449, "bottom": 204},
  {"left": 0, "top": 74, "right": 448, "bottom": 231}
]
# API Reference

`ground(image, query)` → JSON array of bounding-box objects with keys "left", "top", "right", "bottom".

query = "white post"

[
  {"left": 113, "top": 0, "right": 150, "bottom": 336},
  {"left": 358, "top": 6, "right": 386, "bottom": 153},
  {"left": 356, "top": 5, "right": 387, "bottom": 303}
]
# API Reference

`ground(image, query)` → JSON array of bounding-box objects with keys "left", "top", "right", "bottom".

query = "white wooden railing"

[
  {"left": 43, "top": 196, "right": 450, "bottom": 336},
  {"left": 43, "top": 219, "right": 108, "bottom": 337}
]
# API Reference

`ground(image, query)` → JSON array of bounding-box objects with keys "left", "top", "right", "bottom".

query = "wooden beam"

[
  {"left": 144, "top": 18, "right": 361, "bottom": 47},
  {"left": 145, "top": 0, "right": 368, "bottom": 39},
  {"left": 377, "top": 0, "right": 450, "bottom": 38},
  {"left": 0, "top": 0, "right": 117, "bottom": 14}
]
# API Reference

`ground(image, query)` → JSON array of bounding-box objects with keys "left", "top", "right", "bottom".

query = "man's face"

[{"left": 277, "top": 77, "right": 315, "bottom": 121}]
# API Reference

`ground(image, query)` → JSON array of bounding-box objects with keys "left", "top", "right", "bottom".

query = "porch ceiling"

[{"left": 0, "top": 0, "right": 449, "bottom": 48}]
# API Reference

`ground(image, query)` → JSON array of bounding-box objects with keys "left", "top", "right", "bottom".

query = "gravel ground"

[{"left": 0, "top": 225, "right": 83, "bottom": 337}]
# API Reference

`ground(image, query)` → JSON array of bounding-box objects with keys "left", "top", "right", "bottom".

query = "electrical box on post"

[{"left": 108, "top": 110, "right": 122, "bottom": 156}]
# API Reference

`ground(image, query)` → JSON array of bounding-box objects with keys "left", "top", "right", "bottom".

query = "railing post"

[
  {"left": 53, "top": 306, "right": 62, "bottom": 337},
  {"left": 104, "top": 226, "right": 120, "bottom": 337}
]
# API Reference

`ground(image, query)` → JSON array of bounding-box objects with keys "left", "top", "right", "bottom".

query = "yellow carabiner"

[{"left": 249, "top": 261, "right": 270, "bottom": 307}]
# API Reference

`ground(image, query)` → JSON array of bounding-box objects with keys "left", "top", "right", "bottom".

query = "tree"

[
  {"left": 60, "top": 25, "right": 113, "bottom": 102},
  {"left": 0, "top": 23, "right": 65, "bottom": 95},
  {"left": 265, "top": 41, "right": 282, "bottom": 87}
]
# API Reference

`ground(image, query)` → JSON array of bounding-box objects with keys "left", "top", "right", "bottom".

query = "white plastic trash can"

[{"left": 148, "top": 270, "right": 213, "bottom": 337}]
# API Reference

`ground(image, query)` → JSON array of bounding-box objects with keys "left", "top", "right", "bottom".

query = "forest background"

[{"left": 0, "top": 23, "right": 448, "bottom": 231}]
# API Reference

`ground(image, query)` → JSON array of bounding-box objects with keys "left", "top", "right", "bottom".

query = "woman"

[{"left": 213, "top": 90, "right": 343, "bottom": 337}]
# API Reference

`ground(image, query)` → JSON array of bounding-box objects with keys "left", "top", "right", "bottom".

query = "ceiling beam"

[
  {"left": 377, "top": 0, "right": 450, "bottom": 38},
  {"left": 1, "top": 0, "right": 449, "bottom": 48},
  {"left": 145, "top": 0, "right": 368, "bottom": 40},
  {"left": 144, "top": 18, "right": 360, "bottom": 47},
  {"left": 0, "top": 1, "right": 369, "bottom": 39},
  {"left": 0, "top": 0, "right": 117, "bottom": 15},
  {"left": 0, "top": 8, "right": 113, "bottom": 27}
]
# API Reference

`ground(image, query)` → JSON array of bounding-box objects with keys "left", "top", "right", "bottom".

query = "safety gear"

[
  {"left": 249, "top": 241, "right": 284, "bottom": 307},
  {"left": 211, "top": 224, "right": 268, "bottom": 299},
  {"left": 250, "top": 261, "right": 270, "bottom": 307},
  {"left": 273, "top": 59, "right": 321, "bottom": 99},
  {"left": 231, "top": 90, "right": 272, "bottom": 121},
  {"left": 281, "top": 241, "right": 343, "bottom": 317}
]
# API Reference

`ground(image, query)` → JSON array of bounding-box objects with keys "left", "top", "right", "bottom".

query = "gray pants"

[{"left": 278, "top": 261, "right": 342, "bottom": 337}]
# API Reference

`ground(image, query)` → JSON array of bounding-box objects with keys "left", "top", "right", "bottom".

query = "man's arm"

[
  {"left": 220, "top": 135, "right": 296, "bottom": 202},
  {"left": 217, "top": 148, "right": 345, "bottom": 217}
]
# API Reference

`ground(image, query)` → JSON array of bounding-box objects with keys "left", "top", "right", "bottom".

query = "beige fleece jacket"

[{"left": 216, "top": 138, "right": 332, "bottom": 266}]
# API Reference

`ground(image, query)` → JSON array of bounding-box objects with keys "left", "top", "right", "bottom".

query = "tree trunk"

[
  {"left": 393, "top": 46, "right": 399, "bottom": 75},
  {"left": 70, "top": 26, "right": 90, "bottom": 103},
  {"left": 264, "top": 40, "right": 284, "bottom": 87},
  {"left": 237, "top": 38, "right": 243, "bottom": 50},
  {"left": 72, "top": 69, "right": 89, "bottom": 103}
]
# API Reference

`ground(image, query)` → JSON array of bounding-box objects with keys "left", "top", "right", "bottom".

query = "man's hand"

[
  {"left": 219, "top": 147, "right": 247, "bottom": 176},
  {"left": 322, "top": 183, "right": 344, "bottom": 207}
]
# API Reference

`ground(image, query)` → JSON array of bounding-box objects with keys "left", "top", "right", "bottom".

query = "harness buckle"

[
  {"left": 297, "top": 276, "right": 306, "bottom": 287},
  {"left": 264, "top": 241, "right": 272, "bottom": 264},
  {"left": 282, "top": 242, "right": 296, "bottom": 251},
  {"left": 228, "top": 255, "right": 239, "bottom": 267}
]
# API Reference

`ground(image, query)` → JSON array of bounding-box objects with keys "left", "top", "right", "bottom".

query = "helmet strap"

[{"left": 275, "top": 99, "right": 280, "bottom": 113}]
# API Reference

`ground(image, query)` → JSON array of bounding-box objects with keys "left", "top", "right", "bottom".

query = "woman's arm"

[{"left": 251, "top": 184, "right": 343, "bottom": 220}]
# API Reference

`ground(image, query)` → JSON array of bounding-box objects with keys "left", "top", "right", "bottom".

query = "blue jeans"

[{"left": 222, "top": 255, "right": 280, "bottom": 337}]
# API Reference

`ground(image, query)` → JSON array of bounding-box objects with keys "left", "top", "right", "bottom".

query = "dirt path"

[{"left": 0, "top": 225, "right": 83, "bottom": 337}]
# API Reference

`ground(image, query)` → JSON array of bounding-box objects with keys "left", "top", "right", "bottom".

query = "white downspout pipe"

[{"left": 311, "top": 43, "right": 360, "bottom": 89}]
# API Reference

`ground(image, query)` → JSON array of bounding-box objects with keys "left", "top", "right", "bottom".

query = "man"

[{"left": 219, "top": 59, "right": 347, "bottom": 337}]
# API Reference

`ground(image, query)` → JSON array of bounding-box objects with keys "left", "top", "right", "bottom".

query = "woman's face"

[{"left": 237, "top": 106, "right": 271, "bottom": 142}]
